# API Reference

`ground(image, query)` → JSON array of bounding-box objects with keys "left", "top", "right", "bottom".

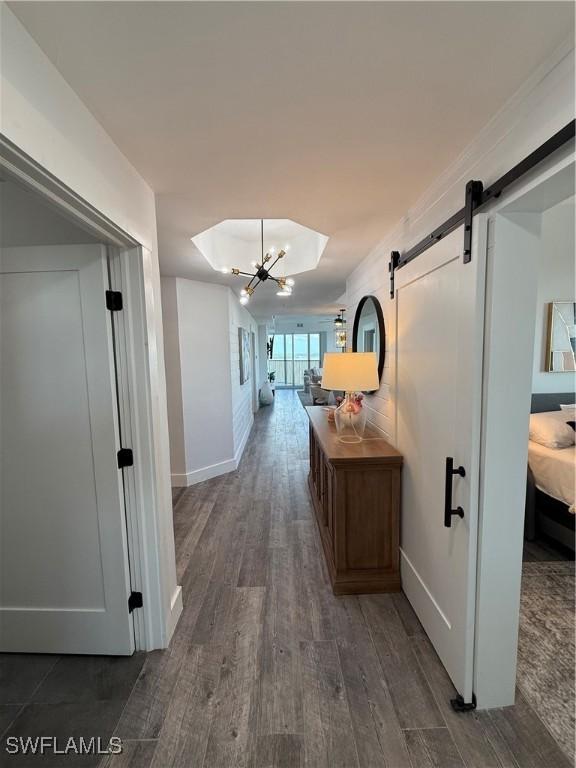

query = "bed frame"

[{"left": 525, "top": 392, "right": 575, "bottom": 553}]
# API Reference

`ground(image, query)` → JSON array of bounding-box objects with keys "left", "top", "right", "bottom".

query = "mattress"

[{"left": 528, "top": 440, "right": 575, "bottom": 513}]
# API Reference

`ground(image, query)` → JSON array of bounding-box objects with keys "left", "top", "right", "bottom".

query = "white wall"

[
  {"left": 346, "top": 42, "right": 575, "bottom": 447},
  {"left": 162, "top": 277, "right": 257, "bottom": 485},
  {"left": 0, "top": 179, "right": 100, "bottom": 246},
  {"left": 532, "top": 196, "right": 576, "bottom": 393},
  {"left": 1, "top": 6, "right": 180, "bottom": 649},
  {"left": 160, "top": 278, "right": 187, "bottom": 478},
  {"left": 228, "top": 295, "right": 259, "bottom": 460},
  {"left": 0, "top": 7, "right": 156, "bottom": 249},
  {"left": 178, "top": 280, "right": 234, "bottom": 481}
]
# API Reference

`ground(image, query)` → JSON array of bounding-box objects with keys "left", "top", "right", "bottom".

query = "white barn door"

[
  {"left": 395, "top": 226, "right": 485, "bottom": 703},
  {"left": 0, "top": 245, "right": 134, "bottom": 654}
]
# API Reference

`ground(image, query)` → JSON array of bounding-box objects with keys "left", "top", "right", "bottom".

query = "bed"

[{"left": 525, "top": 392, "right": 575, "bottom": 552}]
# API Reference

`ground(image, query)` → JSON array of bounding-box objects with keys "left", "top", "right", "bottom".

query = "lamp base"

[{"left": 334, "top": 392, "right": 367, "bottom": 443}]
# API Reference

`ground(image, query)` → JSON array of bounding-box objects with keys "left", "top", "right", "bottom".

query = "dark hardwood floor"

[
  {"left": 523, "top": 537, "right": 573, "bottom": 562},
  {"left": 1, "top": 390, "right": 572, "bottom": 767}
]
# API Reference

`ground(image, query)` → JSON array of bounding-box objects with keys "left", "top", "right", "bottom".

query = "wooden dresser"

[{"left": 306, "top": 406, "right": 402, "bottom": 595}]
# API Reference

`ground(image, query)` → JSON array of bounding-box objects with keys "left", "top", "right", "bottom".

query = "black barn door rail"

[{"left": 389, "top": 119, "right": 575, "bottom": 295}]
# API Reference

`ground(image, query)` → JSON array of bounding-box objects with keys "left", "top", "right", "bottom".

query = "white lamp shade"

[{"left": 322, "top": 352, "right": 379, "bottom": 392}]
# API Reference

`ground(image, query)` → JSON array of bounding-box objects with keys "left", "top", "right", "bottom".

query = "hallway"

[
  {"left": 116, "top": 390, "right": 570, "bottom": 767},
  {"left": 0, "top": 391, "right": 571, "bottom": 767}
]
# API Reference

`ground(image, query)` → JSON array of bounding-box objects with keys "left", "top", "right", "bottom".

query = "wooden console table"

[{"left": 306, "top": 407, "right": 402, "bottom": 595}]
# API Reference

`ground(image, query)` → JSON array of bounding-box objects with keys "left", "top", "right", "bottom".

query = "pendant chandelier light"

[
  {"left": 227, "top": 220, "right": 295, "bottom": 305},
  {"left": 334, "top": 309, "right": 347, "bottom": 350}
]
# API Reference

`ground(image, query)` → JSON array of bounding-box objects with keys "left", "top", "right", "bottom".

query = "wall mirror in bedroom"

[
  {"left": 352, "top": 295, "right": 385, "bottom": 392},
  {"left": 545, "top": 301, "right": 576, "bottom": 372}
]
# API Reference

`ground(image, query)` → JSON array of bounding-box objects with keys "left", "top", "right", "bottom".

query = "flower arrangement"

[{"left": 336, "top": 392, "right": 364, "bottom": 413}]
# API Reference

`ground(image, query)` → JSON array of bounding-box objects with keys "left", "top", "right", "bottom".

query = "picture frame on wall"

[
  {"left": 239, "top": 327, "right": 251, "bottom": 384},
  {"left": 545, "top": 301, "right": 576, "bottom": 372}
]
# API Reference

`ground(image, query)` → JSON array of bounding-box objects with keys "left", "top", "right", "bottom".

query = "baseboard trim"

[
  {"left": 170, "top": 419, "right": 254, "bottom": 489},
  {"left": 170, "top": 473, "right": 188, "bottom": 487},
  {"left": 171, "top": 458, "right": 237, "bottom": 488},
  {"left": 234, "top": 417, "right": 254, "bottom": 466}
]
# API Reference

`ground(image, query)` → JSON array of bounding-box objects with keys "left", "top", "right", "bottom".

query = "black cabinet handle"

[{"left": 444, "top": 457, "right": 465, "bottom": 528}]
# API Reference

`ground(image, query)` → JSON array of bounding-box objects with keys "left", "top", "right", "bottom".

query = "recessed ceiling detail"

[{"left": 191, "top": 218, "right": 329, "bottom": 279}]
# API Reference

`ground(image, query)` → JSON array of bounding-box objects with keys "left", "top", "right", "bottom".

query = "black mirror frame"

[{"left": 352, "top": 295, "right": 386, "bottom": 394}]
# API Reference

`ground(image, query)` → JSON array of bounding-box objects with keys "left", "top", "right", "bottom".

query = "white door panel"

[
  {"left": 0, "top": 245, "right": 134, "bottom": 654},
  {"left": 396, "top": 226, "right": 484, "bottom": 701}
]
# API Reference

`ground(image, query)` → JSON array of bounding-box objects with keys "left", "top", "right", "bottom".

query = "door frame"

[
  {"left": 0, "top": 135, "right": 181, "bottom": 651},
  {"left": 474, "top": 151, "right": 575, "bottom": 708}
]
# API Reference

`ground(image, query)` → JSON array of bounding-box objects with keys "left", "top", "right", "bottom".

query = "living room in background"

[{"left": 268, "top": 332, "right": 321, "bottom": 387}]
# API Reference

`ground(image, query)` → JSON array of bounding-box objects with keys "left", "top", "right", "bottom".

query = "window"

[{"left": 268, "top": 332, "right": 321, "bottom": 387}]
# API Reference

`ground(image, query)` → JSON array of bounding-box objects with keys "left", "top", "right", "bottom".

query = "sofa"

[
  {"left": 309, "top": 384, "right": 337, "bottom": 405},
  {"left": 303, "top": 367, "right": 323, "bottom": 393}
]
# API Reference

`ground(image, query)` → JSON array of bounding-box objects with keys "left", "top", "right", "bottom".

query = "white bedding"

[{"left": 528, "top": 440, "right": 575, "bottom": 513}]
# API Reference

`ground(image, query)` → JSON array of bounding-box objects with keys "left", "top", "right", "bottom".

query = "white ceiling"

[{"left": 9, "top": 1, "right": 574, "bottom": 320}]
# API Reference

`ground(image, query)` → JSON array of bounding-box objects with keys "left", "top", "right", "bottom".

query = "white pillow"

[
  {"left": 560, "top": 403, "right": 576, "bottom": 411},
  {"left": 529, "top": 411, "right": 575, "bottom": 449}
]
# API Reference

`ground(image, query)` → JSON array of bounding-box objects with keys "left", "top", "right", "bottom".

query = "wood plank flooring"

[
  {"left": 113, "top": 390, "right": 572, "bottom": 767},
  {"left": 1, "top": 390, "right": 572, "bottom": 767}
]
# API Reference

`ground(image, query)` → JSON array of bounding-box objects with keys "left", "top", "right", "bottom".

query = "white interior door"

[
  {"left": 395, "top": 226, "right": 485, "bottom": 702},
  {"left": 0, "top": 244, "right": 134, "bottom": 654}
]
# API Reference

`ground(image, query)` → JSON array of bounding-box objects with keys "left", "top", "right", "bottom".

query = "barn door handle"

[{"left": 444, "top": 457, "right": 465, "bottom": 528}]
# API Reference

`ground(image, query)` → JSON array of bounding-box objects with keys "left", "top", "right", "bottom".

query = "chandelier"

[{"left": 226, "top": 220, "right": 295, "bottom": 305}]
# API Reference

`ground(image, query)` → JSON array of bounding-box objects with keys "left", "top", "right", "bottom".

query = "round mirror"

[{"left": 352, "top": 295, "right": 385, "bottom": 393}]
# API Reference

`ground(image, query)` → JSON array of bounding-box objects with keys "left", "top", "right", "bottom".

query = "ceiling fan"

[
  {"left": 319, "top": 309, "right": 347, "bottom": 349},
  {"left": 319, "top": 309, "right": 347, "bottom": 325}
]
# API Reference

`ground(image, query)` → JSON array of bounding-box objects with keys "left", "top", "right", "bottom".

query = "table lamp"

[{"left": 322, "top": 352, "right": 379, "bottom": 443}]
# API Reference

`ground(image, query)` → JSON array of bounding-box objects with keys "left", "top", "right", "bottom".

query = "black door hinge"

[
  {"left": 117, "top": 448, "right": 133, "bottom": 469},
  {"left": 105, "top": 290, "right": 123, "bottom": 311},
  {"left": 389, "top": 250, "right": 400, "bottom": 298},
  {"left": 463, "top": 180, "right": 483, "bottom": 263},
  {"left": 128, "top": 591, "right": 143, "bottom": 613},
  {"left": 450, "top": 693, "right": 477, "bottom": 712}
]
